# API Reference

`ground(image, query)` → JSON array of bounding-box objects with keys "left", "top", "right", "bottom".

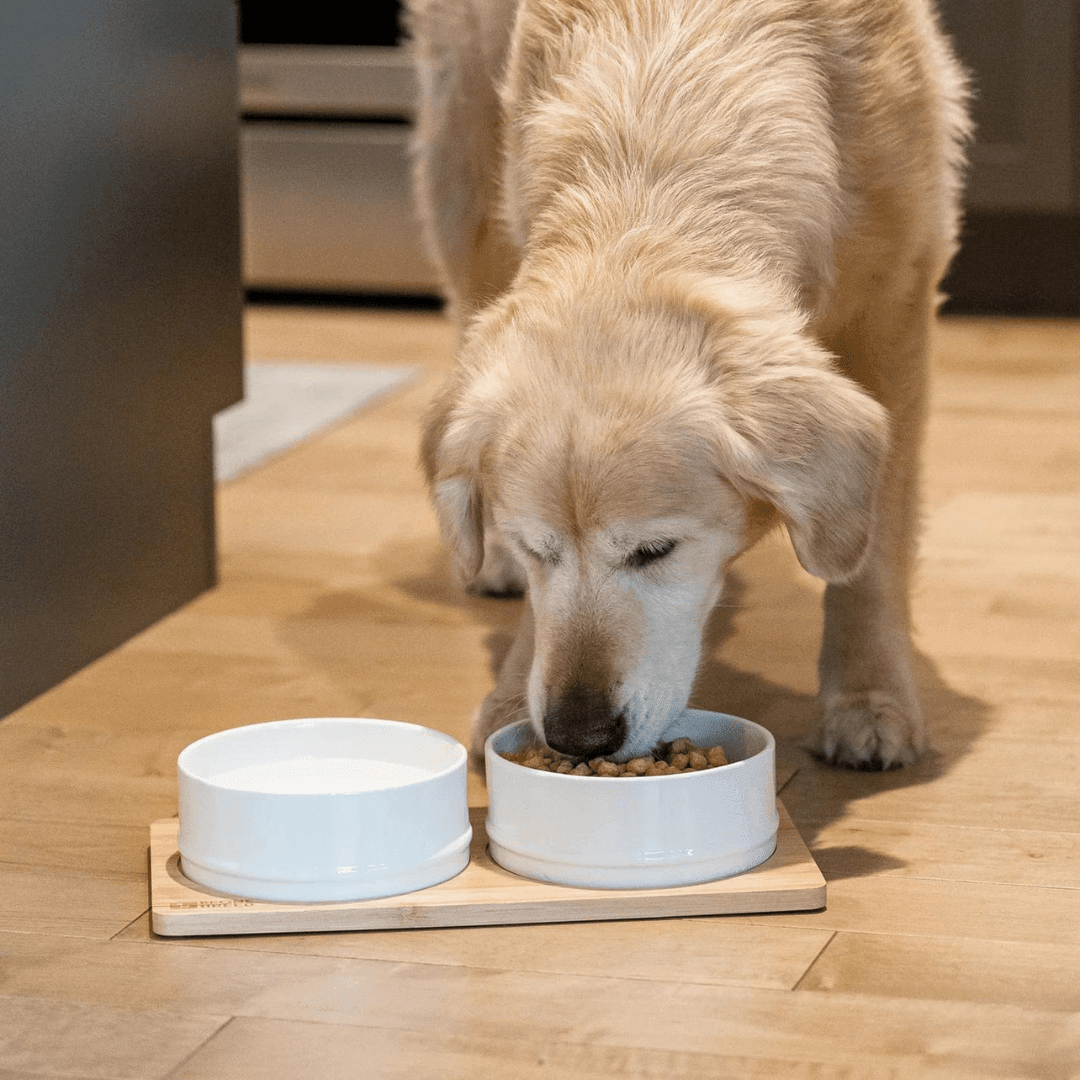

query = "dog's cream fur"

[{"left": 409, "top": 0, "right": 969, "bottom": 768}]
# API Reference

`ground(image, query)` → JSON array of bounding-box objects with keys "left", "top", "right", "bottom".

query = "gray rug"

[{"left": 213, "top": 361, "right": 415, "bottom": 482}]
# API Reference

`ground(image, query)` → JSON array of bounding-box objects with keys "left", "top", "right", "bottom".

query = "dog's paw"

[{"left": 808, "top": 691, "right": 926, "bottom": 770}]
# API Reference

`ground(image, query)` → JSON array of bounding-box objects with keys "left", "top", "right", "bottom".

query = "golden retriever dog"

[{"left": 409, "top": 0, "right": 969, "bottom": 768}]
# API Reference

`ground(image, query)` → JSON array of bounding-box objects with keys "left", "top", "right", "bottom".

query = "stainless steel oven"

[{"left": 238, "top": 2, "right": 438, "bottom": 295}]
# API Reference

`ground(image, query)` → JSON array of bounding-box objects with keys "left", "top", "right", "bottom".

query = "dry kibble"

[
  {"left": 502, "top": 736, "right": 732, "bottom": 776},
  {"left": 706, "top": 745, "right": 729, "bottom": 767}
]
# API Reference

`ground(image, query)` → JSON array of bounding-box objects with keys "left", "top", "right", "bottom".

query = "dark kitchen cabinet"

[
  {"left": 939, "top": 0, "right": 1080, "bottom": 313},
  {"left": 1, "top": 0, "right": 245, "bottom": 717}
]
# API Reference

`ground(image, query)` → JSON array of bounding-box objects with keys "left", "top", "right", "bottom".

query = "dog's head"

[{"left": 422, "top": 278, "right": 888, "bottom": 759}]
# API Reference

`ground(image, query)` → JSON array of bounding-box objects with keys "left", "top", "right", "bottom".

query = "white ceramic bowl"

[
  {"left": 177, "top": 718, "right": 471, "bottom": 902},
  {"left": 485, "top": 709, "right": 777, "bottom": 889}
]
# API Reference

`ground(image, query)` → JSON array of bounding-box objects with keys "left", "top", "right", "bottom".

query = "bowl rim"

[
  {"left": 177, "top": 716, "right": 468, "bottom": 794},
  {"left": 485, "top": 710, "right": 774, "bottom": 783}
]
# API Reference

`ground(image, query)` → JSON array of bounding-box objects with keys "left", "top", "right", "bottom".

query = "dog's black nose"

[{"left": 543, "top": 685, "right": 626, "bottom": 758}]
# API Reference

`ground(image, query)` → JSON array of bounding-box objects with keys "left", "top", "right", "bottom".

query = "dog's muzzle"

[{"left": 543, "top": 685, "right": 626, "bottom": 758}]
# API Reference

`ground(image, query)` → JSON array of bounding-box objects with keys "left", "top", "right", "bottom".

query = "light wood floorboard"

[{"left": 0, "top": 308, "right": 1077, "bottom": 1078}]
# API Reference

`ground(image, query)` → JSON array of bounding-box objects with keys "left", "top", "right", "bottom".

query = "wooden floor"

[{"left": 2, "top": 306, "right": 1078, "bottom": 1079}]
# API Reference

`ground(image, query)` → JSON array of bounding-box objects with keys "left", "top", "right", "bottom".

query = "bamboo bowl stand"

[{"left": 150, "top": 799, "right": 824, "bottom": 937}]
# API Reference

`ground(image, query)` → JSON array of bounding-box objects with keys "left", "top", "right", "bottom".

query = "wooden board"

[{"left": 149, "top": 800, "right": 825, "bottom": 937}]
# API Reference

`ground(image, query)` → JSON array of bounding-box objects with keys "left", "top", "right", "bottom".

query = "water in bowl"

[{"left": 209, "top": 756, "right": 433, "bottom": 794}]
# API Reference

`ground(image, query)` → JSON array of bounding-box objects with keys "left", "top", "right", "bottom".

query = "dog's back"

[{"left": 411, "top": 0, "right": 969, "bottom": 333}]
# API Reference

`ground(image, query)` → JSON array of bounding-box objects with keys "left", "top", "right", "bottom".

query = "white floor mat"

[{"left": 213, "top": 361, "right": 415, "bottom": 482}]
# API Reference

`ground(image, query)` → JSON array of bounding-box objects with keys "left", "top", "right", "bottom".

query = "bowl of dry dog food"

[{"left": 485, "top": 708, "right": 777, "bottom": 888}]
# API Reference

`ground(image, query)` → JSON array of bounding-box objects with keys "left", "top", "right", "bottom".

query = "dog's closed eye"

[
  {"left": 516, "top": 538, "right": 562, "bottom": 566},
  {"left": 626, "top": 539, "right": 678, "bottom": 569}
]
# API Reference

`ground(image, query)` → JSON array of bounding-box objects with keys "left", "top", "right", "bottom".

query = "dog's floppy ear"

[
  {"left": 420, "top": 381, "right": 490, "bottom": 585},
  {"left": 689, "top": 286, "right": 889, "bottom": 584},
  {"left": 715, "top": 359, "right": 888, "bottom": 583}
]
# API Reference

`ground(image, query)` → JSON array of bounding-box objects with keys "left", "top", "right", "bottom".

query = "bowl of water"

[{"left": 177, "top": 718, "right": 470, "bottom": 902}]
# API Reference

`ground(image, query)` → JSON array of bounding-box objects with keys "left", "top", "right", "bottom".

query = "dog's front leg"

[
  {"left": 811, "top": 288, "right": 934, "bottom": 769},
  {"left": 814, "top": 568, "right": 925, "bottom": 770},
  {"left": 470, "top": 595, "right": 535, "bottom": 767},
  {"left": 468, "top": 509, "right": 528, "bottom": 598}
]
